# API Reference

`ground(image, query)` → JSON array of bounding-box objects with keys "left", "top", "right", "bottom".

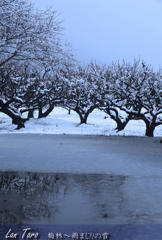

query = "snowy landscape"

[
  {"left": 1, "top": 0, "right": 162, "bottom": 239},
  {"left": 1, "top": 107, "right": 162, "bottom": 137}
]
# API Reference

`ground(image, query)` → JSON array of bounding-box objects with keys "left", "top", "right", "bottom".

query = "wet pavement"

[
  {"left": 0, "top": 172, "right": 127, "bottom": 224},
  {"left": 0, "top": 134, "right": 162, "bottom": 225}
]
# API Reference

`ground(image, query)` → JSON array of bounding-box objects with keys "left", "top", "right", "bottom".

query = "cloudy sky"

[{"left": 34, "top": 0, "right": 162, "bottom": 71}]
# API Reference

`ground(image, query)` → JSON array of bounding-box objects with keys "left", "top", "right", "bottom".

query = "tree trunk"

[
  {"left": 105, "top": 107, "right": 133, "bottom": 131},
  {"left": 73, "top": 106, "right": 95, "bottom": 124},
  {"left": 38, "top": 108, "right": 43, "bottom": 118},
  {"left": 143, "top": 115, "right": 156, "bottom": 137},
  {"left": 28, "top": 109, "right": 34, "bottom": 119},
  {"left": 115, "top": 121, "right": 129, "bottom": 131},
  {"left": 12, "top": 115, "right": 25, "bottom": 129},
  {"left": 0, "top": 102, "right": 25, "bottom": 129},
  {"left": 79, "top": 114, "right": 88, "bottom": 124},
  {"left": 145, "top": 124, "right": 155, "bottom": 137},
  {"left": 38, "top": 105, "right": 54, "bottom": 118}
]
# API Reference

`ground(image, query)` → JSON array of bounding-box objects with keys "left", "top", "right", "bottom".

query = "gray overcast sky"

[{"left": 34, "top": 0, "right": 162, "bottom": 71}]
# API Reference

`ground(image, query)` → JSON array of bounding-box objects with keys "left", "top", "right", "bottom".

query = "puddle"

[{"left": 0, "top": 172, "right": 127, "bottom": 224}]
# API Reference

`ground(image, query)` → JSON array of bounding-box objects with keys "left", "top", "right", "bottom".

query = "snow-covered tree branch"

[
  {"left": 0, "top": 0, "right": 76, "bottom": 128},
  {"left": 63, "top": 61, "right": 107, "bottom": 124},
  {"left": 109, "top": 59, "right": 162, "bottom": 136}
]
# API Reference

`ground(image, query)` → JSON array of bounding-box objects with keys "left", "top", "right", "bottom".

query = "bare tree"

[
  {"left": 0, "top": 62, "right": 27, "bottom": 128},
  {"left": 0, "top": 0, "right": 76, "bottom": 128},
  {"left": 63, "top": 61, "right": 106, "bottom": 124},
  {"left": 110, "top": 59, "right": 162, "bottom": 137},
  {"left": 0, "top": 0, "right": 74, "bottom": 68}
]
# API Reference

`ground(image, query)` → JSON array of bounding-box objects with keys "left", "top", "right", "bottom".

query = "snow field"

[{"left": 0, "top": 107, "right": 162, "bottom": 137}]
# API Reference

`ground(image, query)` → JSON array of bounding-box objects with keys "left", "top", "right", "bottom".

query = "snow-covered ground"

[{"left": 0, "top": 107, "right": 162, "bottom": 136}]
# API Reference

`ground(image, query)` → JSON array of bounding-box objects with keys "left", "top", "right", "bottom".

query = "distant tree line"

[{"left": 1, "top": 0, "right": 162, "bottom": 137}]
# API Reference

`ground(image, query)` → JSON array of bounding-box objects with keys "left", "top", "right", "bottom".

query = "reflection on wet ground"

[{"left": 0, "top": 172, "right": 127, "bottom": 224}]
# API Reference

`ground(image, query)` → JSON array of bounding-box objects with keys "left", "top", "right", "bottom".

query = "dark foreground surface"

[
  {"left": 0, "top": 134, "right": 162, "bottom": 226},
  {"left": 0, "top": 134, "right": 162, "bottom": 173}
]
